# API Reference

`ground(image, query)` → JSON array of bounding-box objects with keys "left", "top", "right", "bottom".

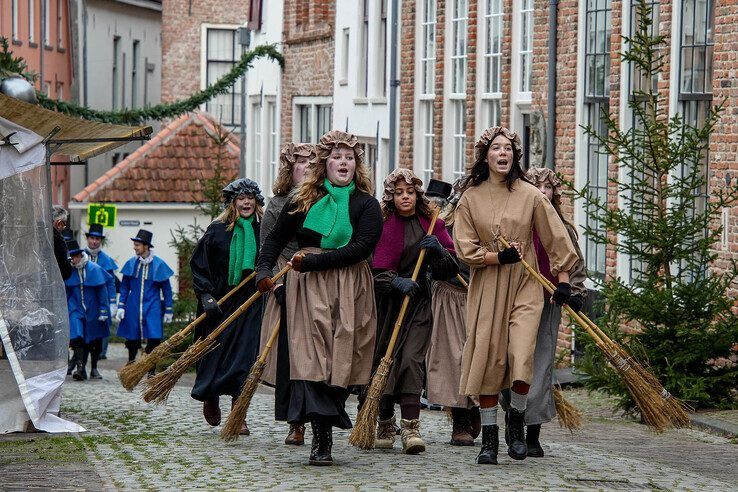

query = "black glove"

[
  {"left": 273, "top": 285, "right": 286, "bottom": 307},
  {"left": 551, "top": 282, "right": 572, "bottom": 306},
  {"left": 418, "top": 235, "right": 445, "bottom": 257},
  {"left": 497, "top": 247, "right": 521, "bottom": 265},
  {"left": 566, "top": 294, "right": 584, "bottom": 313},
  {"left": 390, "top": 276, "right": 420, "bottom": 297},
  {"left": 201, "top": 293, "right": 222, "bottom": 317}
]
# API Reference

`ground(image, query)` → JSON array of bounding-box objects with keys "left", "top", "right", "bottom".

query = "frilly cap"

[
  {"left": 222, "top": 178, "right": 265, "bottom": 206},
  {"left": 279, "top": 142, "right": 315, "bottom": 168},
  {"left": 381, "top": 168, "right": 426, "bottom": 205},
  {"left": 525, "top": 167, "right": 562, "bottom": 198},
  {"left": 474, "top": 126, "right": 523, "bottom": 163},
  {"left": 316, "top": 130, "right": 365, "bottom": 163}
]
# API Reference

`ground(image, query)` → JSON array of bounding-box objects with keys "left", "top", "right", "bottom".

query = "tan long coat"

[{"left": 453, "top": 177, "right": 578, "bottom": 395}]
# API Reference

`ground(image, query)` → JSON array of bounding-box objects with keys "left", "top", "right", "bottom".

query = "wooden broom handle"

[
  {"left": 383, "top": 207, "right": 441, "bottom": 358},
  {"left": 171, "top": 271, "right": 257, "bottom": 339},
  {"left": 455, "top": 274, "right": 469, "bottom": 289},
  {"left": 209, "top": 265, "right": 291, "bottom": 341},
  {"left": 496, "top": 235, "right": 608, "bottom": 349}
]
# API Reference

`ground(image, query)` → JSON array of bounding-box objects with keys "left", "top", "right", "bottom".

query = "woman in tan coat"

[{"left": 453, "top": 126, "right": 578, "bottom": 465}]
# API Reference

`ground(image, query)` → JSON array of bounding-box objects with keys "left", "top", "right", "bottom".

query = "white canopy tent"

[{"left": 0, "top": 94, "right": 151, "bottom": 433}]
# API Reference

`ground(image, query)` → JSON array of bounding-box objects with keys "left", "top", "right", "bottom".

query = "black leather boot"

[
  {"left": 475, "top": 425, "right": 499, "bottom": 465},
  {"left": 67, "top": 352, "right": 77, "bottom": 376},
  {"left": 308, "top": 420, "right": 333, "bottom": 466},
  {"left": 504, "top": 409, "right": 510, "bottom": 446},
  {"left": 526, "top": 424, "right": 544, "bottom": 457},
  {"left": 71, "top": 348, "right": 87, "bottom": 381},
  {"left": 507, "top": 408, "right": 527, "bottom": 460}
]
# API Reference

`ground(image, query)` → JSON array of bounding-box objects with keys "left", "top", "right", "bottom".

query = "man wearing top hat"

[
  {"left": 65, "top": 240, "right": 113, "bottom": 380},
  {"left": 115, "top": 229, "right": 174, "bottom": 373},
  {"left": 85, "top": 223, "right": 119, "bottom": 359}
]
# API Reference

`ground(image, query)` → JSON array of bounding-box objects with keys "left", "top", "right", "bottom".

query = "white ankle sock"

[
  {"left": 480, "top": 406, "right": 498, "bottom": 426},
  {"left": 510, "top": 390, "right": 528, "bottom": 411}
]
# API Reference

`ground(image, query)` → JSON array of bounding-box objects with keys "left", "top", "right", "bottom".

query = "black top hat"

[
  {"left": 86, "top": 223, "right": 105, "bottom": 238},
  {"left": 61, "top": 228, "right": 74, "bottom": 241},
  {"left": 66, "top": 240, "right": 84, "bottom": 256},
  {"left": 426, "top": 179, "right": 453, "bottom": 200},
  {"left": 130, "top": 229, "right": 154, "bottom": 247}
]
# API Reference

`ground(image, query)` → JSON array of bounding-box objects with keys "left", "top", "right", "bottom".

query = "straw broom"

[
  {"left": 553, "top": 386, "right": 583, "bottom": 432},
  {"left": 221, "top": 316, "right": 282, "bottom": 441},
  {"left": 142, "top": 266, "right": 291, "bottom": 404},
  {"left": 497, "top": 235, "right": 682, "bottom": 431},
  {"left": 349, "top": 208, "right": 441, "bottom": 450},
  {"left": 117, "top": 272, "right": 256, "bottom": 391}
]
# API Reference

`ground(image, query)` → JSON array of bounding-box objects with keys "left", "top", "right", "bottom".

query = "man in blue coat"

[
  {"left": 115, "top": 229, "right": 174, "bottom": 375},
  {"left": 65, "top": 240, "right": 112, "bottom": 381},
  {"left": 85, "top": 223, "right": 118, "bottom": 359}
]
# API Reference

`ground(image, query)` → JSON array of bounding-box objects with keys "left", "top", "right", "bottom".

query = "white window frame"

[
  {"left": 357, "top": 0, "right": 370, "bottom": 99},
  {"left": 414, "top": 0, "right": 437, "bottom": 182},
  {"left": 267, "top": 99, "right": 279, "bottom": 194},
  {"left": 43, "top": 0, "right": 50, "bottom": 46},
  {"left": 199, "top": 23, "right": 241, "bottom": 129},
  {"left": 292, "top": 96, "right": 333, "bottom": 144},
  {"left": 443, "top": 0, "right": 468, "bottom": 182},
  {"left": 477, "top": 0, "right": 503, "bottom": 134},
  {"left": 251, "top": 98, "right": 263, "bottom": 184},
  {"left": 56, "top": 0, "right": 63, "bottom": 48},
  {"left": 340, "top": 28, "right": 350, "bottom": 85},
  {"left": 12, "top": 0, "right": 20, "bottom": 41},
  {"left": 28, "top": 0, "right": 35, "bottom": 44}
]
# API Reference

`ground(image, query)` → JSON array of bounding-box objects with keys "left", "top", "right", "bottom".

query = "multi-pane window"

[
  {"left": 112, "top": 36, "right": 121, "bottom": 109},
  {"left": 450, "top": 0, "right": 468, "bottom": 95},
  {"left": 359, "top": 0, "right": 370, "bottom": 98},
  {"left": 379, "top": 0, "right": 388, "bottom": 97},
  {"left": 268, "top": 102, "right": 278, "bottom": 189},
  {"left": 481, "top": 0, "right": 503, "bottom": 127},
  {"left": 205, "top": 28, "right": 241, "bottom": 128},
  {"left": 625, "top": 0, "right": 660, "bottom": 283},
  {"left": 252, "top": 102, "right": 262, "bottom": 179},
  {"left": 420, "top": 0, "right": 436, "bottom": 96},
  {"left": 12, "top": 0, "right": 19, "bottom": 41},
  {"left": 452, "top": 101, "right": 467, "bottom": 180},
  {"left": 519, "top": 0, "right": 533, "bottom": 93},
  {"left": 363, "top": 142, "right": 378, "bottom": 181},
  {"left": 28, "top": 0, "right": 35, "bottom": 43},
  {"left": 131, "top": 40, "right": 139, "bottom": 108},
  {"left": 340, "top": 28, "right": 350, "bottom": 82},
  {"left": 419, "top": 101, "right": 434, "bottom": 183},
  {"left": 679, "top": 0, "right": 714, "bottom": 223},
  {"left": 296, "top": 102, "right": 333, "bottom": 144},
  {"left": 583, "top": 0, "right": 612, "bottom": 280},
  {"left": 417, "top": 0, "right": 436, "bottom": 183}
]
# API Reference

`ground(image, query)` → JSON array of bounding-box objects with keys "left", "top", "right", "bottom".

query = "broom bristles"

[
  {"left": 221, "top": 361, "right": 266, "bottom": 442},
  {"left": 349, "top": 356, "right": 393, "bottom": 450},
  {"left": 553, "top": 387, "right": 583, "bottom": 432},
  {"left": 142, "top": 337, "right": 218, "bottom": 404},
  {"left": 118, "top": 330, "right": 189, "bottom": 391}
]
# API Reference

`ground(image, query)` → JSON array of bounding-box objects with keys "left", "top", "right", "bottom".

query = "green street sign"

[{"left": 87, "top": 203, "right": 117, "bottom": 228}]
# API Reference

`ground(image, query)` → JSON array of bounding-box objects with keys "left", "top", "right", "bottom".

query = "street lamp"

[{"left": 237, "top": 26, "right": 252, "bottom": 179}]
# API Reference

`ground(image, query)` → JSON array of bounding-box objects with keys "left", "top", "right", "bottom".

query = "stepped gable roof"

[{"left": 72, "top": 112, "right": 239, "bottom": 203}]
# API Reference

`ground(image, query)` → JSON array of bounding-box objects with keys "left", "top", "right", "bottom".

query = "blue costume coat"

[
  {"left": 87, "top": 249, "right": 118, "bottom": 332},
  {"left": 117, "top": 255, "right": 174, "bottom": 340},
  {"left": 65, "top": 260, "right": 112, "bottom": 343}
]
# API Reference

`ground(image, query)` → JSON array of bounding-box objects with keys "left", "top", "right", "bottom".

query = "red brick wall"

[
  {"left": 161, "top": 0, "right": 249, "bottom": 102},
  {"left": 280, "top": 0, "right": 335, "bottom": 145}
]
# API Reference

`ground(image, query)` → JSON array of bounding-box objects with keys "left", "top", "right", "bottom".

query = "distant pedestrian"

[{"left": 116, "top": 230, "right": 174, "bottom": 375}]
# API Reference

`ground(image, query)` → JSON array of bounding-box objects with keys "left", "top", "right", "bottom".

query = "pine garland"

[{"left": 27, "top": 43, "right": 283, "bottom": 126}]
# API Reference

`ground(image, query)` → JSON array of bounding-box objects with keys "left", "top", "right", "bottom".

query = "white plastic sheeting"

[{"left": 0, "top": 124, "right": 84, "bottom": 434}]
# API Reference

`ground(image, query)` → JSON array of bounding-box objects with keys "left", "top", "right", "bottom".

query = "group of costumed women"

[{"left": 186, "top": 126, "right": 586, "bottom": 466}]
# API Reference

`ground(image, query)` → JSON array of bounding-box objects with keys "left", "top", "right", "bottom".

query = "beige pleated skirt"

[
  {"left": 284, "top": 247, "right": 377, "bottom": 388},
  {"left": 258, "top": 256, "right": 289, "bottom": 386},
  {"left": 426, "top": 281, "right": 475, "bottom": 408}
]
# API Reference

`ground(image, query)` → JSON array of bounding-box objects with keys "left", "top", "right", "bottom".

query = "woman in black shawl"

[{"left": 189, "top": 178, "right": 264, "bottom": 435}]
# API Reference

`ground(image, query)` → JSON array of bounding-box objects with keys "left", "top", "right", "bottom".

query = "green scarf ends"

[
  {"left": 303, "top": 179, "right": 356, "bottom": 249},
  {"left": 228, "top": 215, "right": 257, "bottom": 286}
]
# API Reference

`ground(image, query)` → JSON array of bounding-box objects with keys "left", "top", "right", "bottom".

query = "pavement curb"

[{"left": 689, "top": 413, "right": 738, "bottom": 438}]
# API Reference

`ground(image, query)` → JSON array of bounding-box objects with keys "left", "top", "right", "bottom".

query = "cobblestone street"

[{"left": 2, "top": 347, "right": 737, "bottom": 491}]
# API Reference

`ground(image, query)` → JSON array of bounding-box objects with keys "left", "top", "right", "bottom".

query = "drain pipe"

[{"left": 546, "top": 0, "right": 558, "bottom": 169}]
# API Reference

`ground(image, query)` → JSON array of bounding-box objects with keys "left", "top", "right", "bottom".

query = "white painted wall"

[
  {"left": 333, "top": 0, "right": 392, "bottom": 194},
  {"left": 67, "top": 203, "right": 211, "bottom": 294},
  {"left": 69, "top": 0, "right": 162, "bottom": 198},
  {"left": 245, "top": 2, "right": 284, "bottom": 197}
]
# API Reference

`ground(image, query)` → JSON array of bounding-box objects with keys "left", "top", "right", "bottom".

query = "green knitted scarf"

[
  {"left": 303, "top": 179, "right": 356, "bottom": 249},
  {"left": 228, "top": 215, "right": 257, "bottom": 286}
]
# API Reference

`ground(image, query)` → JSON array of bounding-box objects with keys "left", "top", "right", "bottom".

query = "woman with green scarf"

[
  {"left": 190, "top": 178, "right": 264, "bottom": 436},
  {"left": 256, "top": 130, "right": 383, "bottom": 466}
]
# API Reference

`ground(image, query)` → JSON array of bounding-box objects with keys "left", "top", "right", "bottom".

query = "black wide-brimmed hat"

[
  {"left": 86, "top": 223, "right": 105, "bottom": 238},
  {"left": 130, "top": 229, "right": 154, "bottom": 247},
  {"left": 425, "top": 179, "right": 453, "bottom": 200},
  {"left": 66, "top": 240, "right": 84, "bottom": 256}
]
